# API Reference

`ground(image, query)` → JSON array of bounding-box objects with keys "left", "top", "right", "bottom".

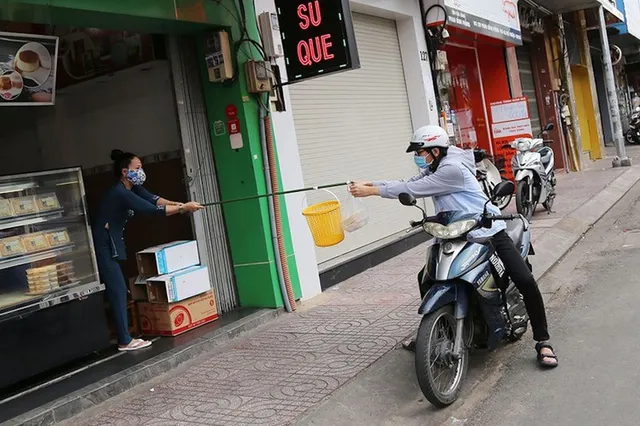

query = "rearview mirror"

[
  {"left": 399, "top": 193, "right": 417, "bottom": 206},
  {"left": 493, "top": 180, "right": 514, "bottom": 199},
  {"left": 543, "top": 123, "right": 555, "bottom": 132}
]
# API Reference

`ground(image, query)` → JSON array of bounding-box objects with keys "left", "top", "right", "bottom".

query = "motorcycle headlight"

[
  {"left": 423, "top": 219, "right": 477, "bottom": 239},
  {"left": 516, "top": 140, "right": 531, "bottom": 152}
]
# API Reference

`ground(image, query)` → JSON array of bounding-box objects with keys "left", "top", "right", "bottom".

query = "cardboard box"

[
  {"left": 138, "top": 290, "right": 218, "bottom": 336},
  {"left": 127, "top": 276, "right": 149, "bottom": 302},
  {"left": 136, "top": 241, "right": 200, "bottom": 276},
  {"left": 146, "top": 266, "right": 211, "bottom": 304}
]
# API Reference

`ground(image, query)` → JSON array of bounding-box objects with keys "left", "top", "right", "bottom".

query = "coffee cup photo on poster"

[{"left": 0, "top": 31, "right": 59, "bottom": 106}]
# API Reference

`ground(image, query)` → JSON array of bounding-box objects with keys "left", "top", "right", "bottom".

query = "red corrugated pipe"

[{"left": 264, "top": 114, "right": 297, "bottom": 311}]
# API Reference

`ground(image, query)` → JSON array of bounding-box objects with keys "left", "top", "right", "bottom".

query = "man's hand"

[{"left": 349, "top": 182, "right": 379, "bottom": 198}]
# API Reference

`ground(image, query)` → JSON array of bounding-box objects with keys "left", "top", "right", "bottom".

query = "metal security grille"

[
  {"left": 167, "top": 36, "right": 238, "bottom": 312},
  {"left": 516, "top": 44, "right": 543, "bottom": 137}
]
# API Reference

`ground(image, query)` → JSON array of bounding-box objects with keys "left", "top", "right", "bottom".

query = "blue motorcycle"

[{"left": 399, "top": 181, "right": 532, "bottom": 407}]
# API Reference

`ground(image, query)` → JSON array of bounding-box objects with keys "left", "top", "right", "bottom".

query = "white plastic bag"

[{"left": 341, "top": 194, "right": 369, "bottom": 233}]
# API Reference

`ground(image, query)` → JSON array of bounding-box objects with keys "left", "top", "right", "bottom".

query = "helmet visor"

[{"left": 406, "top": 143, "right": 424, "bottom": 153}]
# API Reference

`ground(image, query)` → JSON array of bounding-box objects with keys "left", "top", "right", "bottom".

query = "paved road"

[
  {"left": 296, "top": 181, "right": 640, "bottom": 426},
  {"left": 463, "top": 179, "right": 640, "bottom": 426}
]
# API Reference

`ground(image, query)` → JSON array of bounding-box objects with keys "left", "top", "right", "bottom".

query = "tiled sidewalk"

[
  {"left": 74, "top": 250, "right": 425, "bottom": 425},
  {"left": 66, "top": 154, "right": 640, "bottom": 426}
]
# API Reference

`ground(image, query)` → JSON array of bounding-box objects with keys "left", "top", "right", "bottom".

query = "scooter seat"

[
  {"left": 505, "top": 219, "right": 525, "bottom": 249},
  {"left": 539, "top": 146, "right": 553, "bottom": 169}
]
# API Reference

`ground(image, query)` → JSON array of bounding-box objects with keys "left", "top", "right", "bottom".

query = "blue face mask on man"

[{"left": 414, "top": 154, "right": 431, "bottom": 170}]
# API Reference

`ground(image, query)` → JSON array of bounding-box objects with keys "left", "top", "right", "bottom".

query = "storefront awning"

[
  {"left": 525, "top": 0, "right": 624, "bottom": 22},
  {"left": 0, "top": 0, "right": 226, "bottom": 33}
]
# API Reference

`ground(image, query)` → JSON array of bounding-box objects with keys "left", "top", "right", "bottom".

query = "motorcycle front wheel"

[
  {"left": 415, "top": 306, "right": 468, "bottom": 407},
  {"left": 516, "top": 180, "right": 535, "bottom": 221},
  {"left": 493, "top": 177, "right": 513, "bottom": 210},
  {"left": 626, "top": 129, "right": 639, "bottom": 145}
]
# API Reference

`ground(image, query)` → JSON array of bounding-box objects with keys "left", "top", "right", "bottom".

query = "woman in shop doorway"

[{"left": 94, "top": 150, "right": 204, "bottom": 351}]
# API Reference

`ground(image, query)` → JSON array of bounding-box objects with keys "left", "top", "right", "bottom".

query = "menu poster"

[{"left": 0, "top": 31, "right": 59, "bottom": 106}]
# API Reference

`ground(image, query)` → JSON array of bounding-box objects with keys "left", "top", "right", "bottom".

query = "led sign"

[{"left": 274, "top": 0, "right": 360, "bottom": 83}]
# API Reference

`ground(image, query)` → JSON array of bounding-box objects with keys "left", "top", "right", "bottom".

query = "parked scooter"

[
  {"left": 510, "top": 123, "right": 557, "bottom": 221},
  {"left": 473, "top": 149, "right": 512, "bottom": 210},
  {"left": 399, "top": 180, "right": 531, "bottom": 407},
  {"left": 625, "top": 107, "right": 640, "bottom": 145}
]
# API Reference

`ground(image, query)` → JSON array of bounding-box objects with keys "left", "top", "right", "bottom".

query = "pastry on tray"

[
  {"left": 45, "top": 229, "right": 71, "bottom": 247},
  {"left": 36, "top": 193, "right": 61, "bottom": 211},
  {"left": 0, "top": 236, "right": 27, "bottom": 258},
  {"left": 10, "top": 196, "right": 38, "bottom": 216},
  {"left": 0, "top": 199, "right": 14, "bottom": 219},
  {"left": 22, "top": 232, "right": 50, "bottom": 253}
]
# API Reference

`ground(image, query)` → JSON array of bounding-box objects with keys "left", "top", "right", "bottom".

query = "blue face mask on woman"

[
  {"left": 126, "top": 168, "right": 147, "bottom": 186},
  {"left": 414, "top": 155, "right": 431, "bottom": 170}
]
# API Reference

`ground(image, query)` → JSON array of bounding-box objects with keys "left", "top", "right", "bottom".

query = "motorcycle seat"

[
  {"left": 505, "top": 219, "right": 525, "bottom": 250},
  {"left": 539, "top": 146, "right": 553, "bottom": 168}
]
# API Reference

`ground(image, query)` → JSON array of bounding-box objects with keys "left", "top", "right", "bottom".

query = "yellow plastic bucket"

[{"left": 302, "top": 191, "right": 345, "bottom": 247}]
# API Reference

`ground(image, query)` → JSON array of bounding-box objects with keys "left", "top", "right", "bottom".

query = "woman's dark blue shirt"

[{"left": 93, "top": 182, "right": 166, "bottom": 260}]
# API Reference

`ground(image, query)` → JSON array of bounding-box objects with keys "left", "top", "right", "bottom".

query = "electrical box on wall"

[
  {"left": 245, "top": 60, "right": 272, "bottom": 93},
  {"left": 205, "top": 31, "right": 233, "bottom": 82},
  {"left": 271, "top": 64, "right": 286, "bottom": 112},
  {"left": 258, "top": 12, "right": 284, "bottom": 59}
]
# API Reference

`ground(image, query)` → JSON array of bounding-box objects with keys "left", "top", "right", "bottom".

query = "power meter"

[
  {"left": 245, "top": 60, "right": 272, "bottom": 93},
  {"left": 205, "top": 31, "right": 233, "bottom": 82}
]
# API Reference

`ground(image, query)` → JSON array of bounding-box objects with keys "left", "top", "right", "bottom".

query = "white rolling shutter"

[{"left": 290, "top": 13, "right": 416, "bottom": 265}]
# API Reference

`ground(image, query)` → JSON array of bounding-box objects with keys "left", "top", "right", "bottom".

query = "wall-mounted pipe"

[{"left": 258, "top": 104, "right": 296, "bottom": 312}]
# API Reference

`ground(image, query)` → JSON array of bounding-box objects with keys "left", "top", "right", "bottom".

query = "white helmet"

[{"left": 406, "top": 125, "right": 450, "bottom": 153}]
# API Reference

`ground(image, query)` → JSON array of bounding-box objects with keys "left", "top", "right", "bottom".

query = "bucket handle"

[{"left": 301, "top": 187, "right": 340, "bottom": 210}]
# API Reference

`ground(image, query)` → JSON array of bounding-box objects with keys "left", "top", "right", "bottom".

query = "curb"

[
  {"left": 4, "top": 308, "right": 285, "bottom": 426},
  {"left": 532, "top": 167, "right": 640, "bottom": 292}
]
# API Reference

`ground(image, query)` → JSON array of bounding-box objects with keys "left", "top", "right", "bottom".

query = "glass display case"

[{"left": 0, "top": 168, "right": 103, "bottom": 321}]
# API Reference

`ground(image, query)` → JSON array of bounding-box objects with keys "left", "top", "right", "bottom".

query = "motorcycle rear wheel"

[
  {"left": 415, "top": 306, "right": 468, "bottom": 407},
  {"left": 516, "top": 181, "right": 535, "bottom": 221}
]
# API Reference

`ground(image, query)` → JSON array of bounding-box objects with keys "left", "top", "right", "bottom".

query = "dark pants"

[
  {"left": 491, "top": 230, "right": 549, "bottom": 342},
  {"left": 95, "top": 239, "right": 132, "bottom": 346},
  {"left": 418, "top": 230, "right": 550, "bottom": 342}
]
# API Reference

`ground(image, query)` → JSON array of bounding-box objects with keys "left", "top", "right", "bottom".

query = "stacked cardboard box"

[{"left": 128, "top": 241, "right": 218, "bottom": 337}]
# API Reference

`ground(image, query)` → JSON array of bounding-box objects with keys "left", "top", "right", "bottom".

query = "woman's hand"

[
  {"left": 349, "top": 182, "right": 379, "bottom": 198},
  {"left": 183, "top": 201, "right": 204, "bottom": 213}
]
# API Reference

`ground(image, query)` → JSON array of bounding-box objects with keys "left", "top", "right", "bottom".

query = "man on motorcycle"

[{"left": 349, "top": 125, "right": 558, "bottom": 368}]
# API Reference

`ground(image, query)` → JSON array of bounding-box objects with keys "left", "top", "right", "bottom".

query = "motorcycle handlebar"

[
  {"left": 410, "top": 214, "right": 522, "bottom": 230},
  {"left": 488, "top": 214, "right": 520, "bottom": 221}
]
